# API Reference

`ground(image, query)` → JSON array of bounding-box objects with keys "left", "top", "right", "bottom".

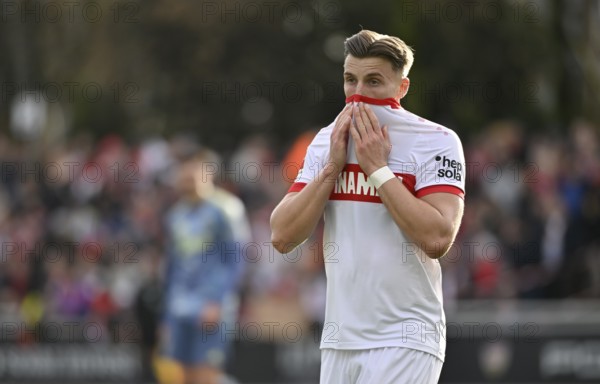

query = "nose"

[{"left": 355, "top": 82, "right": 363, "bottom": 95}]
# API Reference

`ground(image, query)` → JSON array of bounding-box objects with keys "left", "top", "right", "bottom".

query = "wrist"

[
  {"left": 322, "top": 162, "right": 343, "bottom": 182},
  {"left": 369, "top": 166, "right": 401, "bottom": 189}
]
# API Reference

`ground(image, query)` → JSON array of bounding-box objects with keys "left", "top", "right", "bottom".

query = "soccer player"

[
  {"left": 271, "top": 30, "right": 465, "bottom": 383},
  {"left": 161, "top": 149, "right": 250, "bottom": 384}
]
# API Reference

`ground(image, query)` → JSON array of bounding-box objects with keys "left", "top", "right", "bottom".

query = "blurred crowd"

[
  {"left": 445, "top": 119, "right": 600, "bottom": 301},
  {"left": 0, "top": 118, "right": 599, "bottom": 353}
]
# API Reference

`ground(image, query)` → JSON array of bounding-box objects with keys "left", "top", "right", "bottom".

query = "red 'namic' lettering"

[{"left": 330, "top": 164, "right": 411, "bottom": 203}]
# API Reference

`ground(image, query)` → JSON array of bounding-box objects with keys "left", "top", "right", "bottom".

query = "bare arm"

[
  {"left": 270, "top": 104, "right": 353, "bottom": 253},
  {"left": 270, "top": 164, "right": 338, "bottom": 253},
  {"left": 378, "top": 183, "right": 464, "bottom": 258},
  {"left": 350, "top": 102, "right": 464, "bottom": 258}
]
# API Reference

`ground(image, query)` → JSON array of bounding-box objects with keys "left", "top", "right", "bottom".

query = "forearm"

[
  {"left": 378, "top": 179, "right": 460, "bottom": 258},
  {"left": 270, "top": 163, "right": 339, "bottom": 253}
]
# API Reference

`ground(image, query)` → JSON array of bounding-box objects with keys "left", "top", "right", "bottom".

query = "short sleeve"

[
  {"left": 288, "top": 127, "right": 330, "bottom": 193},
  {"left": 415, "top": 130, "right": 466, "bottom": 198}
]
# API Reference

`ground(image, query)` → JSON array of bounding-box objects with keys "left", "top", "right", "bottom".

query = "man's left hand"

[{"left": 350, "top": 102, "right": 391, "bottom": 175}]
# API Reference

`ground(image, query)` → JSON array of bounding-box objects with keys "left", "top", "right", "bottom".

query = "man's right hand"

[
  {"left": 327, "top": 103, "right": 353, "bottom": 176},
  {"left": 271, "top": 103, "right": 353, "bottom": 252}
]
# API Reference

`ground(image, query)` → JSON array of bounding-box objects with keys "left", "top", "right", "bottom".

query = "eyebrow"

[{"left": 343, "top": 71, "right": 385, "bottom": 78}]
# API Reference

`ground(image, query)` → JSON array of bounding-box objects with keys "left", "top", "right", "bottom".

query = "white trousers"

[{"left": 320, "top": 347, "right": 443, "bottom": 384}]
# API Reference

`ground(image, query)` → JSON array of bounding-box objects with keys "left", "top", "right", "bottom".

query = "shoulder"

[
  {"left": 208, "top": 188, "right": 247, "bottom": 223},
  {"left": 209, "top": 188, "right": 252, "bottom": 241},
  {"left": 402, "top": 110, "right": 463, "bottom": 147},
  {"left": 300, "top": 123, "right": 334, "bottom": 161},
  {"left": 311, "top": 123, "right": 335, "bottom": 146}
]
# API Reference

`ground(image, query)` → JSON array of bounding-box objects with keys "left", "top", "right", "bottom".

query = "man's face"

[
  {"left": 176, "top": 161, "right": 198, "bottom": 197},
  {"left": 176, "top": 160, "right": 213, "bottom": 199},
  {"left": 343, "top": 55, "right": 409, "bottom": 100}
]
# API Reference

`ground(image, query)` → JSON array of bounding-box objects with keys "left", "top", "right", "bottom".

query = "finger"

[
  {"left": 349, "top": 121, "right": 362, "bottom": 144},
  {"left": 363, "top": 104, "right": 381, "bottom": 134},
  {"left": 358, "top": 103, "right": 377, "bottom": 138},
  {"left": 333, "top": 113, "right": 351, "bottom": 136},
  {"left": 355, "top": 102, "right": 367, "bottom": 127},
  {"left": 342, "top": 105, "right": 354, "bottom": 124},
  {"left": 353, "top": 103, "right": 368, "bottom": 139},
  {"left": 337, "top": 103, "right": 352, "bottom": 118},
  {"left": 334, "top": 104, "right": 352, "bottom": 127},
  {"left": 340, "top": 114, "right": 352, "bottom": 132}
]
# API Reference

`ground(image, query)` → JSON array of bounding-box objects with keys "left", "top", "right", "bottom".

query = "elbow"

[
  {"left": 421, "top": 234, "right": 454, "bottom": 259},
  {"left": 270, "top": 212, "right": 286, "bottom": 254},
  {"left": 270, "top": 209, "right": 303, "bottom": 254},
  {"left": 270, "top": 219, "right": 301, "bottom": 254},
  {"left": 271, "top": 232, "right": 300, "bottom": 254},
  {"left": 423, "top": 246, "right": 449, "bottom": 259},
  {"left": 270, "top": 219, "right": 289, "bottom": 254},
  {"left": 420, "top": 219, "right": 460, "bottom": 259},
  {"left": 270, "top": 230, "right": 286, "bottom": 253}
]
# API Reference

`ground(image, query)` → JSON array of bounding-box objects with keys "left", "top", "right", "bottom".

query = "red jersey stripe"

[
  {"left": 288, "top": 182, "right": 306, "bottom": 193},
  {"left": 345, "top": 95, "right": 401, "bottom": 109},
  {"left": 415, "top": 185, "right": 465, "bottom": 198}
]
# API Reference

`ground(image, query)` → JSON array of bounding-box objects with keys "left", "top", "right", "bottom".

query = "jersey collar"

[{"left": 345, "top": 94, "right": 401, "bottom": 109}]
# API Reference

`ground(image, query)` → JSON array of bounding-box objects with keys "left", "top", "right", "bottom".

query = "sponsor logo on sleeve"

[{"left": 436, "top": 155, "right": 463, "bottom": 181}]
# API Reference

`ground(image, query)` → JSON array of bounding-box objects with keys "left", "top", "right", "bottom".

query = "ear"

[{"left": 398, "top": 77, "right": 410, "bottom": 100}]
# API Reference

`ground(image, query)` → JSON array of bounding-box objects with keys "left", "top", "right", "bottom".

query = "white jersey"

[{"left": 290, "top": 95, "right": 465, "bottom": 361}]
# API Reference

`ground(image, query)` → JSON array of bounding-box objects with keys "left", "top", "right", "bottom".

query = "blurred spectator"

[
  {"left": 159, "top": 149, "right": 251, "bottom": 384},
  {"left": 0, "top": 118, "right": 598, "bottom": 379}
]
